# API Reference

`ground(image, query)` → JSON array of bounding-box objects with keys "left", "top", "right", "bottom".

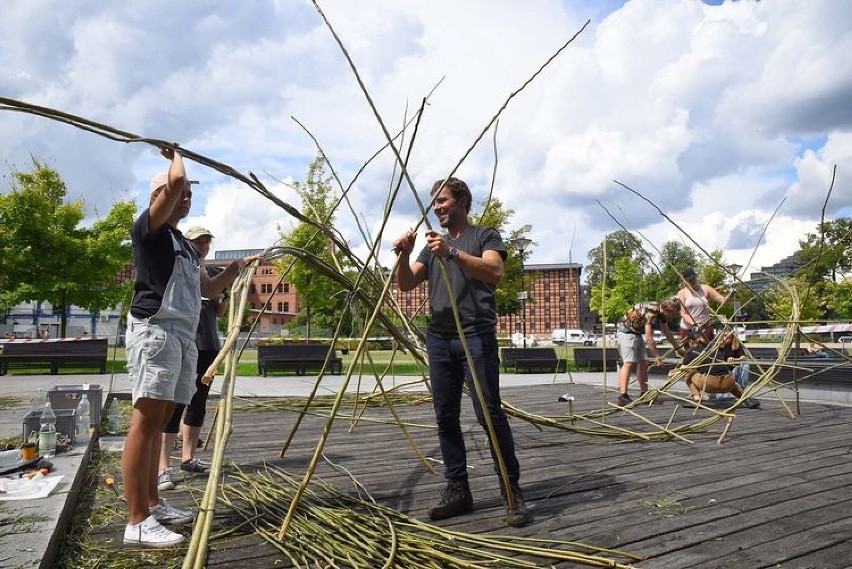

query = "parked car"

[
  {"left": 511, "top": 332, "right": 538, "bottom": 347},
  {"left": 551, "top": 329, "right": 593, "bottom": 346}
]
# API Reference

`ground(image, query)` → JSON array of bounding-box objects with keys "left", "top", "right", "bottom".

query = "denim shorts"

[{"left": 126, "top": 316, "right": 198, "bottom": 406}]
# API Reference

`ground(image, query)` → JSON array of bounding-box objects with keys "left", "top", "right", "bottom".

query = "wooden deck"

[{"left": 75, "top": 383, "right": 852, "bottom": 568}]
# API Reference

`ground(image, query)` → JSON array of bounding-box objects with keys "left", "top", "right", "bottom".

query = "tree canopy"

[
  {"left": 584, "top": 217, "right": 852, "bottom": 327},
  {"left": 471, "top": 197, "right": 532, "bottom": 316},
  {"left": 796, "top": 218, "right": 852, "bottom": 283},
  {"left": 584, "top": 230, "right": 648, "bottom": 290},
  {"left": 0, "top": 160, "right": 134, "bottom": 336},
  {"left": 586, "top": 232, "right": 733, "bottom": 326},
  {"left": 278, "top": 154, "right": 350, "bottom": 336}
]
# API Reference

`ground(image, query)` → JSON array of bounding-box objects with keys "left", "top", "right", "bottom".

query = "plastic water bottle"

[
  {"left": 75, "top": 394, "right": 91, "bottom": 446},
  {"left": 31, "top": 387, "right": 45, "bottom": 413},
  {"left": 39, "top": 401, "right": 57, "bottom": 458},
  {"left": 107, "top": 396, "right": 120, "bottom": 435}
]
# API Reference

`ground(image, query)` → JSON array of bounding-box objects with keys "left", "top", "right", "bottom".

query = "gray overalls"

[{"left": 126, "top": 231, "right": 201, "bottom": 405}]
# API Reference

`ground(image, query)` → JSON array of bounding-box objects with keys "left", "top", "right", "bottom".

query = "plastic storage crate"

[
  {"left": 22, "top": 409, "right": 76, "bottom": 444},
  {"left": 48, "top": 384, "right": 102, "bottom": 426}
]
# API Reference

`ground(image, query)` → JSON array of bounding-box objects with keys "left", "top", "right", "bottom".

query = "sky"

[{"left": 1, "top": 0, "right": 851, "bottom": 282}]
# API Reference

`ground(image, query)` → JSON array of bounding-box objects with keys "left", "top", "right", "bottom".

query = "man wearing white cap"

[{"left": 122, "top": 147, "right": 258, "bottom": 548}]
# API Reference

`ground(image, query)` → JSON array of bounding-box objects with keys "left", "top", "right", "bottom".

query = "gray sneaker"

[
  {"left": 157, "top": 468, "right": 175, "bottom": 491},
  {"left": 180, "top": 458, "right": 209, "bottom": 475},
  {"left": 123, "top": 515, "right": 184, "bottom": 548},
  {"left": 150, "top": 498, "right": 193, "bottom": 525}
]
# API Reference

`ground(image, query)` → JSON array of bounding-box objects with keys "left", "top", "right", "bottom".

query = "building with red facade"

[
  {"left": 391, "top": 262, "right": 585, "bottom": 341},
  {"left": 213, "top": 249, "right": 586, "bottom": 340},
  {"left": 211, "top": 249, "right": 300, "bottom": 334}
]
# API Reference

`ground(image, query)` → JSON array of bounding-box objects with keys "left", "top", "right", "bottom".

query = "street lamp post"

[
  {"left": 726, "top": 263, "right": 743, "bottom": 323},
  {"left": 513, "top": 238, "right": 532, "bottom": 349}
]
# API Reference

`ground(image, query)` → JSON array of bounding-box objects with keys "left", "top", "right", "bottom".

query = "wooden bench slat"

[
  {"left": 0, "top": 339, "right": 108, "bottom": 375},
  {"left": 257, "top": 343, "right": 342, "bottom": 376},
  {"left": 500, "top": 348, "right": 565, "bottom": 373},
  {"left": 573, "top": 347, "right": 620, "bottom": 371}
]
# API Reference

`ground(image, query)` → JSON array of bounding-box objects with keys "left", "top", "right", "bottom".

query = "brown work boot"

[
  {"left": 429, "top": 479, "right": 474, "bottom": 520},
  {"left": 500, "top": 483, "right": 531, "bottom": 527}
]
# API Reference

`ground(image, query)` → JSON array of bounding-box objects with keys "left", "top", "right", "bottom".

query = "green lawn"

[
  {"left": 5, "top": 345, "right": 600, "bottom": 376},
  {"left": 108, "top": 347, "right": 430, "bottom": 377}
]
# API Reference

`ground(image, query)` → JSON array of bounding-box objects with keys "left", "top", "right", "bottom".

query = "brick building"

[
  {"left": 212, "top": 249, "right": 299, "bottom": 334},
  {"left": 2, "top": 250, "right": 586, "bottom": 341},
  {"left": 391, "top": 262, "right": 585, "bottom": 340},
  {"left": 214, "top": 251, "right": 586, "bottom": 340}
]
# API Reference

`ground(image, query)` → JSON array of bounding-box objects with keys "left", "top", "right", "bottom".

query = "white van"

[{"left": 551, "top": 329, "right": 592, "bottom": 346}]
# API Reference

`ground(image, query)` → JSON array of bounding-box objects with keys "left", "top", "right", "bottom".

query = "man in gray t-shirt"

[{"left": 393, "top": 177, "right": 529, "bottom": 527}]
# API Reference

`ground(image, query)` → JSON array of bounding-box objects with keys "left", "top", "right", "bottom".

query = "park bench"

[
  {"left": 771, "top": 358, "right": 852, "bottom": 385},
  {"left": 572, "top": 347, "right": 620, "bottom": 372},
  {"left": 0, "top": 338, "right": 108, "bottom": 375},
  {"left": 501, "top": 347, "right": 566, "bottom": 373},
  {"left": 744, "top": 346, "right": 779, "bottom": 360},
  {"left": 257, "top": 343, "right": 343, "bottom": 376}
]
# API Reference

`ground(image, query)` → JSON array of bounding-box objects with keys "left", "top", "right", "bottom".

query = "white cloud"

[{"left": 2, "top": 0, "right": 851, "bottom": 284}]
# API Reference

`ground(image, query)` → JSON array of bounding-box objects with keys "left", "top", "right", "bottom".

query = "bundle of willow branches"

[
  {"left": 219, "top": 464, "right": 640, "bottom": 569},
  {"left": 235, "top": 391, "right": 432, "bottom": 412}
]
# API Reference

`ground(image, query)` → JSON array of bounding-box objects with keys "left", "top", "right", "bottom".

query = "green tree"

[
  {"left": 471, "top": 197, "right": 532, "bottom": 316},
  {"left": 0, "top": 160, "right": 134, "bottom": 336},
  {"left": 702, "top": 249, "right": 736, "bottom": 320},
  {"left": 278, "top": 154, "right": 348, "bottom": 338},
  {"left": 584, "top": 230, "right": 648, "bottom": 288},
  {"left": 653, "top": 240, "right": 700, "bottom": 298},
  {"left": 796, "top": 218, "right": 852, "bottom": 283},
  {"left": 589, "top": 257, "right": 644, "bottom": 324},
  {"left": 762, "top": 276, "right": 825, "bottom": 322},
  {"left": 701, "top": 250, "right": 729, "bottom": 291},
  {"left": 826, "top": 279, "right": 852, "bottom": 320}
]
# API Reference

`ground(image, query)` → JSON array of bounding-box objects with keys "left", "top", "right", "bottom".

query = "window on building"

[
  {"left": 283, "top": 302, "right": 290, "bottom": 312},
  {"left": 283, "top": 283, "right": 290, "bottom": 293},
  {"left": 277, "top": 283, "right": 283, "bottom": 293},
  {"left": 250, "top": 284, "right": 256, "bottom": 295},
  {"left": 277, "top": 302, "right": 283, "bottom": 312}
]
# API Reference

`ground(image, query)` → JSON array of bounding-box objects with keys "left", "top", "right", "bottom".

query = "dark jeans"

[
  {"left": 163, "top": 349, "right": 216, "bottom": 433},
  {"left": 426, "top": 331, "right": 520, "bottom": 485}
]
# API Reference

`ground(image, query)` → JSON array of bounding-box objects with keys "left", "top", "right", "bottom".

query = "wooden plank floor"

[{"left": 79, "top": 384, "right": 852, "bottom": 568}]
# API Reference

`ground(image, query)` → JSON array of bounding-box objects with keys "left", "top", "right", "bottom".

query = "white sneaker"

[
  {"left": 150, "top": 498, "right": 194, "bottom": 525},
  {"left": 157, "top": 468, "right": 175, "bottom": 491},
  {"left": 123, "top": 515, "right": 185, "bottom": 548}
]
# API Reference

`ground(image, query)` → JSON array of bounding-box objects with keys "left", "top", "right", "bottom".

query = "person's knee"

[
  {"left": 434, "top": 408, "right": 461, "bottom": 430},
  {"left": 132, "top": 399, "right": 176, "bottom": 433},
  {"left": 131, "top": 413, "right": 167, "bottom": 436}
]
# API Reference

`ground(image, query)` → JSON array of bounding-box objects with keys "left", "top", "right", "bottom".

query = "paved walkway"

[{"left": 0, "top": 370, "right": 850, "bottom": 568}]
